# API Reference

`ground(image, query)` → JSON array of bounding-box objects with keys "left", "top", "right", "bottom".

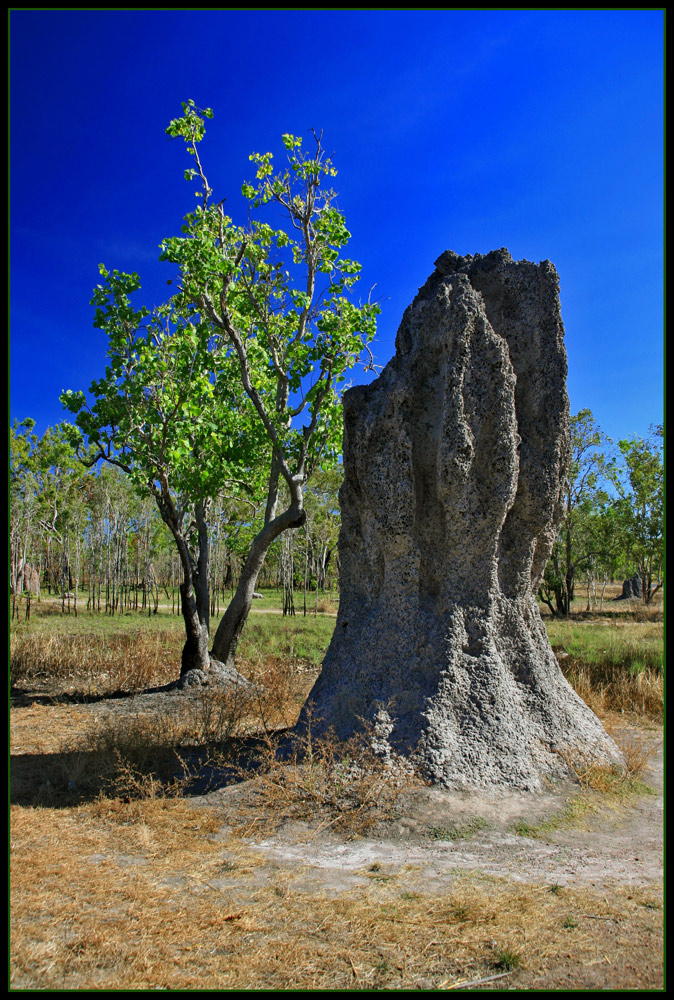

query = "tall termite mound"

[{"left": 298, "top": 248, "right": 621, "bottom": 790}]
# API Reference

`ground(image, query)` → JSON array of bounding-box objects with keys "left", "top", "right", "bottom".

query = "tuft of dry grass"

[
  {"left": 555, "top": 719, "right": 660, "bottom": 799},
  {"left": 221, "top": 713, "right": 425, "bottom": 837},
  {"left": 554, "top": 745, "right": 628, "bottom": 798},
  {"left": 315, "top": 596, "right": 338, "bottom": 614},
  {"left": 509, "top": 723, "right": 661, "bottom": 841},
  {"left": 10, "top": 628, "right": 183, "bottom": 695},
  {"left": 612, "top": 725, "right": 662, "bottom": 780},
  {"left": 561, "top": 658, "right": 663, "bottom": 720}
]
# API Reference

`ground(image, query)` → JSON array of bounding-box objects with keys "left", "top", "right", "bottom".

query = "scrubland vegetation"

[
  {"left": 10, "top": 584, "right": 663, "bottom": 990},
  {"left": 9, "top": 97, "right": 662, "bottom": 991}
]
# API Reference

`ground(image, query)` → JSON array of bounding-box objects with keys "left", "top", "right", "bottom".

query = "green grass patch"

[
  {"left": 428, "top": 817, "right": 491, "bottom": 841},
  {"left": 545, "top": 620, "right": 663, "bottom": 674},
  {"left": 545, "top": 618, "right": 663, "bottom": 718},
  {"left": 493, "top": 944, "right": 522, "bottom": 971},
  {"left": 10, "top": 602, "right": 188, "bottom": 638},
  {"left": 238, "top": 615, "right": 336, "bottom": 669}
]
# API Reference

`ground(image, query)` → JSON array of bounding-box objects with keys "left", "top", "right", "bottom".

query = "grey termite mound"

[{"left": 297, "top": 248, "right": 621, "bottom": 790}]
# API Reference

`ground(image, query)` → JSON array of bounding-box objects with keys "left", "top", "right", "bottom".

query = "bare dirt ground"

[
  {"left": 10, "top": 694, "right": 663, "bottom": 990},
  {"left": 219, "top": 730, "right": 663, "bottom": 893}
]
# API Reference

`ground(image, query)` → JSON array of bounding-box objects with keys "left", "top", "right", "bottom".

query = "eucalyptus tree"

[
  {"left": 10, "top": 419, "right": 88, "bottom": 613},
  {"left": 301, "top": 465, "right": 342, "bottom": 598},
  {"left": 62, "top": 101, "right": 378, "bottom": 676},
  {"left": 611, "top": 425, "right": 663, "bottom": 604},
  {"left": 62, "top": 270, "right": 265, "bottom": 674},
  {"left": 160, "top": 101, "right": 379, "bottom": 669},
  {"left": 575, "top": 497, "right": 627, "bottom": 611},
  {"left": 538, "top": 409, "right": 611, "bottom": 616},
  {"left": 10, "top": 418, "right": 39, "bottom": 604}
]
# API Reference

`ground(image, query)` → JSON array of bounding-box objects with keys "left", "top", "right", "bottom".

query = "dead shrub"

[
  {"left": 184, "top": 683, "right": 258, "bottom": 743},
  {"left": 233, "top": 712, "right": 424, "bottom": 836},
  {"left": 52, "top": 712, "right": 192, "bottom": 803},
  {"left": 555, "top": 726, "right": 658, "bottom": 797},
  {"left": 555, "top": 744, "right": 625, "bottom": 794},
  {"left": 243, "top": 655, "right": 314, "bottom": 734},
  {"left": 605, "top": 724, "right": 660, "bottom": 781},
  {"left": 108, "top": 751, "right": 191, "bottom": 802}
]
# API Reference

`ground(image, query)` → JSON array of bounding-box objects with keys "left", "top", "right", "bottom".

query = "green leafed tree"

[
  {"left": 10, "top": 418, "right": 40, "bottom": 603},
  {"left": 160, "top": 101, "right": 378, "bottom": 670},
  {"left": 62, "top": 268, "right": 267, "bottom": 675},
  {"left": 610, "top": 425, "right": 664, "bottom": 604},
  {"left": 538, "top": 408, "right": 612, "bottom": 616},
  {"left": 63, "top": 100, "right": 378, "bottom": 677},
  {"left": 10, "top": 419, "right": 89, "bottom": 615}
]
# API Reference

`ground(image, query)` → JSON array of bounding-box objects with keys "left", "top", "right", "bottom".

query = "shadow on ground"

[{"left": 9, "top": 733, "right": 281, "bottom": 809}]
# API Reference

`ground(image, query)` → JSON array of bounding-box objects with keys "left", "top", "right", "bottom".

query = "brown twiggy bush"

[
  {"left": 606, "top": 724, "right": 661, "bottom": 781},
  {"left": 184, "top": 684, "right": 259, "bottom": 743},
  {"left": 239, "top": 655, "right": 316, "bottom": 734},
  {"left": 48, "top": 712, "right": 194, "bottom": 804},
  {"left": 231, "top": 711, "right": 424, "bottom": 836},
  {"left": 555, "top": 725, "right": 659, "bottom": 797}
]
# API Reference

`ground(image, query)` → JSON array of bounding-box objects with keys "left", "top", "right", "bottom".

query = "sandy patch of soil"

[{"left": 199, "top": 726, "right": 663, "bottom": 896}]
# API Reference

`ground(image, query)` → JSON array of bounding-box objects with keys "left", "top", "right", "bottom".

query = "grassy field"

[
  {"left": 11, "top": 584, "right": 663, "bottom": 716},
  {"left": 10, "top": 585, "right": 663, "bottom": 990}
]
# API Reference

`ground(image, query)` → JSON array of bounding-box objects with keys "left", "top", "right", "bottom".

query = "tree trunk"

[
  {"left": 177, "top": 504, "right": 210, "bottom": 675},
  {"left": 180, "top": 581, "right": 210, "bottom": 674},
  {"left": 282, "top": 531, "right": 296, "bottom": 617},
  {"left": 210, "top": 498, "right": 306, "bottom": 669},
  {"left": 156, "top": 494, "right": 211, "bottom": 677},
  {"left": 303, "top": 523, "right": 309, "bottom": 617}
]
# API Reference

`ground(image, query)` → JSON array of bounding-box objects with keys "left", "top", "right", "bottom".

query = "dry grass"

[
  {"left": 10, "top": 600, "right": 664, "bottom": 990},
  {"left": 10, "top": 628, "right": 183, "bottom": 695},
  {"left": 9, "top": 658, "right": 318, "bottom": 809},
  {"left": 554, "top": 737, "right": 654, "bottom": 799},
  {"left": 10, "top": 798, "right": 662, "bottom": 991},
  {"left": 560, "top": 658, "right": 663, "bottom": 720},
  {"left": 221, "top": 714, "right": 425, "bottom": 837},
  {"left": 315, "top": 596, "right": 338, "bottom": 614},
  {"left": 609, "top": 723, "right": 663, "bottom": 780},
  {"left": 509, "top": 721, "right": 662, "bottom": 841},
  {"left": 548, "top": 615, "right": 663, "bottom": 720}
]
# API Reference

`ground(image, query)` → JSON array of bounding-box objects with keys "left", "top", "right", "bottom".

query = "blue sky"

[{"left": 10, "top": 9, "right": 663, "bottom": 449}]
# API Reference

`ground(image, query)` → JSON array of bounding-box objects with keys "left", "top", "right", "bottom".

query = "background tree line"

[
  {"left": 538, "top": 410, "right": 663, "bottom": 616},
  {"left": 12, "top": 409, "right": 662, "bottom": 624},
  {"left": 10, "top": 418, "right": 342, "bottom": 622}
]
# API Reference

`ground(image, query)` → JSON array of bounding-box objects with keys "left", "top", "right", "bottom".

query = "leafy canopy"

[
  {"left": 61, "top": 265, "right": 267, "bottom": 511},
  {"left": 611, "top": 425, "right": 663, "bottom": 569},
  {"left": 160, "top": 101, "right": 379, "bottom": 489},
  {"left": 63, "top": 102, "right": 378, "bottom": 522}
]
